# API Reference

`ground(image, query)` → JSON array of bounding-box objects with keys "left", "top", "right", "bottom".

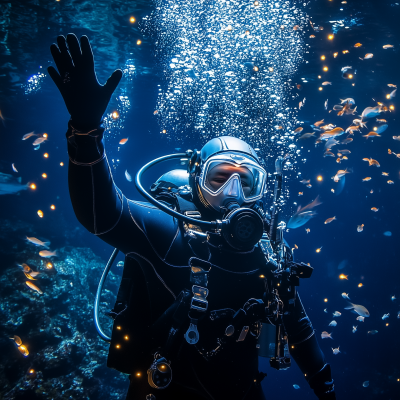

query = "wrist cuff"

[{"left": 66, "top": 120, "right": 106, "bottom": 165}]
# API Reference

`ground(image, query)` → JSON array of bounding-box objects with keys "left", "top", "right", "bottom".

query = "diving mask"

[{"left": 198, "top": 153, "right": 267, "bottom": 212}]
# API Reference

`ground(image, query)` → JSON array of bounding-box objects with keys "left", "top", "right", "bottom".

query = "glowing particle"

[
  {"left": 46, "top": 262, "right": 53, "bottom": 269},
  {"left": 37, "top": 210, "right": 43, "bottom": 218},
  {"left": 50, "top": 205, "right": 55, "bottom": 210},
  {"left": 60, "top": 162, "right": 64, "bottom": 166},
  {"left": 328, "top": 34, "right": 334, "bottom": 40},
  {"left": 339, "top": 274, "right": 348, "bottom": 280},
  {"left": 245, "top": 30, "right": 250, "bottom": 35},
  {"left": 323, "top": 66, "right": 328, "bottom": 71},
  {"left": 324, "top": 298, "right": 328, "bottom": 302},
  {"left": 316, "top": 247, "right": 322, "bottom": 253},
  {"left": 44, "top": 153, "right": 49, "bottom": 158},
  {"left": 348, "top": 74, "right": 353, "bottom": 79},
  {"left": 42, "top": 173, "right": 47, "bottom": 178},
  {"left": 162, "top": 129, "right": 167, "bottom": 134},
  {"left": 390, "top": 105, "right": 395, "bottom": 110},
  {"left": 227, "top": 25, "right": 233, "bottom": 31},
  {"left": 342, "top": 50, "right": 349, "bottom": 54},
  {"left": 333, "top": 52, "right": 338, "bottom": 58},
  {"left": 318, "top": 75, "right": 321, "bottom": 79},
  {"left": 129, "top": 16, "right": 136, "bottom": 23},
  {"left": 358, "top": 283, "right": 363, "bottom": 287},
  {"left": 253, "top": 66, "right": 259, "bottom": 72},
  {"left": 321, "top": 55, "right": 326, "bottom": 60},
  {"left": 137, "top": 40, "right": 142, "bottom": 45},
  {"left": 317, "top": 175, "right": 323, "bottom": 181},
  {"left": 136, "top": 372, "right": 141, "bottom": 377},
  {"left": 268, "top": 67, "right": 274, "bottom": 72},
  {"left": 43, "top": 133, "right": 48, "bottom": 138},
  {"left": 30, "top": 183, "right": 36, "bottom": 190},
  {"left": 319, "top": 87, "right": 323, "bottom": 91},
  {"left": 254, "top": 1, "right": 259, "bottom": 5},
  {"left": 112, "top": 111, "right": 119, "bottom": 119}
]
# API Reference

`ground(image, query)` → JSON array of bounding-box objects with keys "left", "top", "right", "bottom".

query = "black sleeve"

[{"left": 65, "top": 121, "right": 147, "bottom": 253}]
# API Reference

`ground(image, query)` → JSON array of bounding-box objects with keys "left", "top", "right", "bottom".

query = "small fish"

[
  {"left": 363, "top": 158, "right": 380, "bottom": 167},
  {"left": 354, "top": 43, "right": 362, "bottom": 47},
  {"left": 300, "top": 179, "right": 310, "bottom": 185},
  {"left": 392, "top": 136, "right": 400, "bottom": 141},
  {"left": 324, "top": 309, "right": 328, "bottom": 313},
  {"left": 22, "top": 132, "right": 37, "bottom": 140},
  {"left": 388, "top": 83, "right": 396, "bottom": 87},
  {"left": 391, "top": 295, "right": 396, "bottom": 301},
  {"left": 376, "top": 119, "right": 387, "bottom": 123},
  {"left": 382, "top": 313, "right": 389, "bottom": 320},
  {"left": 26, "top": 281, "right": 43, "bottom": 294},
  {"left": 117, "top": 261, "right": 124, "bottom": 268},
  {"left": 305, "top": 228, "right": 310, "bottom": 233},
  {"left": 367, "top": 330, "right": 378, "bottom": 335},
  {"left": 287, "top": 196, "right": 322, "bottom": 229},
  {"left": 17, "top": 344, "right": 29, "bottom": 357},
  {"left": 329, "top": 320, "right": 337, "bottom": 326},
  {"left": 18, "top": 263, "right": 32, "bottom": 273},
  {"left": 332, "top": 169, "right": 349, "bottom": 182},
  {"left": 357, "top": 224, "right": 364, "bottom": 232},
  {"left": 342, "top": 293, "right": 350, "bottom": 300},
  {"left": 26, "top": 237, "right": 50, "bottom": 248},
  {"left": 119, "top": 138, "right": 129, "bottom": 145},
  {"left": 332, "top": 346, "right": 340, "bottom": 355},
  {"left": 9, "top": 335, "right": 22, "bottom": 346},
  {"left": 333, "top": 311, "right": 341, "bottom": 317},
  {"left": 125, "top": 170, "right": 132, "bottom": 182},
  {"left": 324, "top": 216, "right": 336, "bottom": 224},
  {"left": 371, "top": 207, "right": 378, "bottom": 212},
  {"left": 24, "top": 272, "right": 38, "bottom": 280},
  {"left": 293, "top": 25, "right": 300, "bottom": 30},
  {"left": 294, "top": 127, "right": 303, "bottom": 133},
  {"left": 361, "top": 105, "right": 383, "bottom": 119},
  {"left": 356, "top": 316, "right": 365, "bottom": 322},
  {"left": 324, "top": 151, "right": 335, "bottom": 157},
  {"left": 363, "top": 132, "right": 381, "bottom": 138},
  {"left": 341, "top": 138, "right": 353, "bottom": 144},
  {"left": 345, "top": 302, "right": 370, "bottom": 317},
  {"left": 339, "top": 274, "right": 348, "bottom": 280},
  {"left": 382, "top": 172, "right": 389, "bottom": 176},
  {"left": 353, "top": 119, "right": 368, "bottom": 128},
  {"left": 320, "top": 124, "right": 336, "bottom": 131},
  {"left": 153, "top": 110, "right": 158, "bottom": 115},
  {"left": 362, "top": 177, "right": 371, "bottom": 182},
  {"left": 383, "top": 44, "right": 394, "bottom": 49},
  {"left": 338, "top": 149, "right": 351, "bottom": 154},
  {"left": 293, "top": 384, "right": 300, "bottom": 389},
  {"left": 388, "top": 89, "right": 397, "bottom": 99},
  {"left": 362, "top": 381, "right": 369, "bottom": 388},
  {"left": 322, "top": 81, "right": 332, "bottom": 86},
  {"left": 38, "top": 250, "right": 57, "bottom": 258},
  {"left": 324, "top": 100, "right": 328, "bottom": 110},
  {"left": 298, "top": 132, "right": 315, "bottom": 140},
  {"left": 321, "top": 331, "right": 333, "bottom": 339},
  {"left": 340, "top": 98, "right": 355, "bottom": 105},
  {"left": 32, "top": 137, "right": 47, "bottom": 146},
  {"left": 12, "top": 164, "right": 18, "bottom": 173},
  {"left": 363, "top": 53, "right": 373, "bottom": 59},
  {"left": 298, "top": 192, "right": 303, "bottom": 196}
]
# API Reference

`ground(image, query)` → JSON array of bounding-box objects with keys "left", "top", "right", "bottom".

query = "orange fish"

[
  {"left": 9, "top": 335, "right": 22, "bottom": 346},
  {"left": 388, "top": 84, "right": 397, "bottom": 88},
  {"left": 119, "top": 138, "right": 129, "bottom": 145},
  {"left": 294, "top": 127, "right": 303, "bottom": 133},
  {"left": 363, "top": 158, "right": 380, "bottom": 167},
  {"left": 363, "top": 132, "right": 381, "bottom": 138},
  {"left": 293, "top": 25, "right": 300, "bottom": 30},
  {"left": 339, "top": 274, "right": 348, "bottom": 280},
  {"left": 382, "top": 172, "right": 389, "bottom": 176},
  {"left": 371, "top": 207, "right": 379, "bottom": 212},
  {"left": 306, "top": 228, "right": 310, "bottom": 233},
  {"left": 313, "top": 119, "right": 325, "bottom": 127},
  {"left": 357, "top": 224, "right": 364, "bottom": 232},
  {"left": 387, "top": 180, "right": 394, "bottom": 184},
  {"left": 363, "top": 53, "right": 373, "bottom": 59},
  {"left": 324, "top": 217, "right": 336, "bottom": 224},
  {"left": 25, "top": 281, "right": 43, "bottom": 294},
  {"left": 17, "top": 344, "right": 29, "bottom": 357},
  {"left": 309, "top": 35, "right": 315, "bottom": 38},
  {"left": 362, "top": 177, "right": 371, "bottom": 181},
  {"left": 354, "top": 43, "right": 362, "bottom": 47}
]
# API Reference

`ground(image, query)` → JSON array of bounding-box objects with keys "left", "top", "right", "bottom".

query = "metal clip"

[
  {"left": 190, "top": 285, "right": 209, "bottom": 312},
  {"left": 184, "top": 319, "right": 200, "bottom": 344},
  {"left": 237, "top": 326, "right": 249, "bottom": 342}
]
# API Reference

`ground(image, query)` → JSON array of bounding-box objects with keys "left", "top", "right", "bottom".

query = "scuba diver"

[{"left": 48, "top": 34, "right": 336, "bottom": 400}]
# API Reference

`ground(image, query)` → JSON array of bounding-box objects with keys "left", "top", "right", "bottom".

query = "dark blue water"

[{"left": 1, "top": 0, "right": 399, "bottom": 399}]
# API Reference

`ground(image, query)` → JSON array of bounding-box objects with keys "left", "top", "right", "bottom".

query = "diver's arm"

[{"left": 284, "top": 293, "right": 336, "bottom": 399}]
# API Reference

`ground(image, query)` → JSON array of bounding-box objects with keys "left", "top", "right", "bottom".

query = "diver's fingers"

[
  {"left": 80, "top": 35, "right": 94, "bottom": 69},
  {"left": 66, "top": 33, "right": 82, "bottom": 67},
  {"left": 55, "top": 36, "right": 74, "bottom": 72},
  {"left": 104, "top": 69, "right": 123, "bottom": 97},
  {"left": 47, "top": 66, "right": 62, "bottom": 90}
]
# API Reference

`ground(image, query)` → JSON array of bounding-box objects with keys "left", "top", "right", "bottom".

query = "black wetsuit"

[{"left": 66, "top": 121, "right": 330, "bottom": 400}]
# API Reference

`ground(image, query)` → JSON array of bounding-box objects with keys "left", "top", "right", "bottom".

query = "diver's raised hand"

[{"left": 47, "top": 34, "right": 122, "bottom": 128}]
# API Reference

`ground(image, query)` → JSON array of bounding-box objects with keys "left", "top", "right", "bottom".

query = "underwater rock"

[{"left": 0, "top": 220, "right": 128, "bottom": 399}]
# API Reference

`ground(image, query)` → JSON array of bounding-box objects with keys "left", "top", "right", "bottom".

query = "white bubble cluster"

[{"left": 23, "top": 72, "right": 46, "bottom": 95}]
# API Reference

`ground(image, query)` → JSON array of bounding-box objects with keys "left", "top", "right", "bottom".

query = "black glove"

[
  {"left": 308, "top": 363, "right": 336, "bottom": 400},
  {"left": 47, "top": 34, "right": 122, "bottom": 129}
]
